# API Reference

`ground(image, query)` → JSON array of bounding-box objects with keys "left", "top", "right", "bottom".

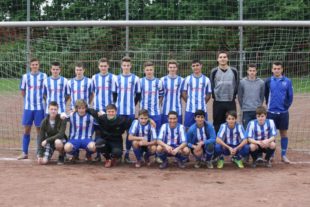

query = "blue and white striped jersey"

[
  {"left": 158, "top": 123, "right": 187, "bottom": 146},
  {"left": 114, "top": 74, "right": 140, "bottom": 115},
  {"left": 217, "top": 123, "right": 246, "bottom": 145},
  {"left": 92, "top": 73, "right": 116, "bottom": 111},
  {"left": 43, "top": 76, "right": 68, "bottom": 113},
  {"left": 246, "top": 119, "right": 277, "bottom": 141},
  {"left": 182, "top": 74, "right": 212, "bottom": 113},
  {"left": 140, "top": 77, "right": 163, "bottom": 116},
  {"left": 69, "top": 112, "right": 94, "bottom": 139},
  {"left": 129, "top": 119, "right": 157, "bottom": 142},
  {"left": 67, "top": 77, "right": 92, "bottom": 110},
  {"left": 20, "top": 72, "right": 47, "bottom": 110},
  {"left": 160, "top": 75, "right": 184, "bottom": 116}
]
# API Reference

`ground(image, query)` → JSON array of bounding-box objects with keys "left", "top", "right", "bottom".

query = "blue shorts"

[
  {"left": 184, "top": 111, "right": 208, "bottom": 128},
  {"left": 22, "top": 109, "right": 45, "bottom": 127},
  {"left": 267, "top": 112, "right": 289, "bottom": 130},
  {"left": 149, "top": 115, "right": 161, "bottom": 133},
  {"left": 68, "top": 138, "right": 94, "bottom": 153},
  {"left": 161, "top": 114, "right": 182, "bottom": 124}
]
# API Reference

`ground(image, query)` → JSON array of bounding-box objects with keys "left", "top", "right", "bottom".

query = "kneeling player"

[
  {"left": 37, "top": 101, "right": 67, "bottom": 165},
  {"left": 128, "top": 109, "right": 157, "bottom": 168},
  {"left": 64, "top": 100, "right": 96, "bottom": 162},
  {"left": 215, "top": 111, "right": 249, "bottom": 169},
  {"left": 247, "top": 106, "right": 277, "bottom": 168},
  {"left": 156, "top": 111, "right": 190, "bottom": 169},
  {"left": 187, "top": 110, "right": 216, "bottom": 169}
]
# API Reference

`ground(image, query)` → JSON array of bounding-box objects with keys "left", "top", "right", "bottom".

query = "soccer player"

[
  {"left": 64, "top": 99, "right": 96, "bottom": 162},
  {"left": 128, "top": 109, "right": 157, "bottom": 168},
  {"left": 160, "top": 60, "right": 184, "bottom": 124},
  {"left": 18, "top": 58, "right": 47, "bottom": 160},
  {"left": 238, "top": 63, "right": 264, "bottom": 128},
  {"left": 265, "top": 61, "right": 293, "bottom": 164},
  {"left": 182, "top": 60, "right": 212, "bottom": 129},
  {"left": 43, "top": 61, "right": 69, "bottom": 114},
  {"left": 247, "top": 106, "right": 277, "bottom": 168},
  {"left": 187, "top": 110, "right": 216, "bottom": 169},
  {"left": 37, "top": 101, "right": 67, "bottom": 165},
  {"left": 67, "top": 62, "right": 93, "bottom": 111},
  {"left": 210, "top": 51, "right": 239, "bottom": 132},
  {"left": 215, "top": 111, "right": 249, "bottom": 169},
  {"left": 113, "top": 56, "right": 141, "bottom": 163},
  {"left": 86, "top": 104, "right": 132, "bottom": 168},
  {"left": 156, "top": 111, "right": 190, "bottom": 169},
  {"left": 139, "top": 61, "right": 163, "bottom": 133}
]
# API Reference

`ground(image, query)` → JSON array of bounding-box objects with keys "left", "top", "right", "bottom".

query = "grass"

[{"left": 0, "top": 78, "right": 19, "bottom": 93}]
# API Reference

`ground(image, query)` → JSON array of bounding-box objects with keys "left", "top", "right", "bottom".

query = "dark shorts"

[
  {"left": 22, "top": 109, "right": 45, "bottom": 127},
  {"left": 149, "top": 115, "right": 162, "bottom": 133},
  {"left": 267, "top": 111, "right": 289, "bottom": 130}
]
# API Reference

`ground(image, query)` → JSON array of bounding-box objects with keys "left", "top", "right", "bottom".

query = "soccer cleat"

[
  {"left": 256, "top": 157, "right": 264, "bottom": 164},
  {"left": 104, "top": 159, "right": 112, "bottom": 168},
  {"left": 281, "top": 155, "right": 290, "bottom": 164},
  {"left": 159, "top": 160, "right": 168, "bottom": 169},
  {"left": 217, "top": 159, "right": 224, "bottom": 169},
  {"left": 57, "top": 155, "right": 65, "bottom": 165},
  {"left": 135, "top": 160, "right": 142, "bottom": 168},
  {"left": 194, "top": 161, "right": 202, "bottom": 169},
  {"left": 177, "top": 160, "right": 186, "bottom": 169},
  {"left": 143, "top": 154, "right": 151, "bottom": 167},
  {"left": 17, "top": 153, "right": 28, "bottom": 160},
  {"left": 206, "top": 161, "right": 214, "bottom": 169},
  {"left": 233, "top": 158, "right": 244, "bottom": 169},
  {"left": 124, "top": 153, "right": 134, "bottom": 164},
  {"left": 252, "top": 160, "right": 257, "bottom": 168},
  {"left": 242, "top": 155, "right": 250, "bottom": 163},
  {"left": 155, "top": 156, "right": 163, "bottom": 164},
  {"left": 266, "top": 160, "right": 272, "bottom": 168}
]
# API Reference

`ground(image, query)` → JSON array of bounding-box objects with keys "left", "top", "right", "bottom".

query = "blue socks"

[
  {"left": 281, "top": 137, "right": 288, "bottom": 156},
  {"left": 22, "top": 134, "right": 30, "bottom": 154},
  {"left": 125, "top": 135, "right": 132, "bottom": 155},
  {"left": 157, "top": 152, "right": 167, "bottom": 162},
  {"left": 133, "top": 148, "right": 142, "bottom": 161}
]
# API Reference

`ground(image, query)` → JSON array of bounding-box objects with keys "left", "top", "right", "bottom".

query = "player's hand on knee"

[{"left": 41, "top": 140, "right": 47, "bottom": 147}]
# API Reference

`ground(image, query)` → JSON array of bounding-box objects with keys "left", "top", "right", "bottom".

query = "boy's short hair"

[
  {"left": 248, "top": 63, "right": 257, "bottom": 69},
  {"left": 138, "top": 109, "right": 149, "bottom": 117},
  {"left": 217, "top": 51, "right": 229, "bottom": 58},
  {"left": 75, "top": 62, "right": 84, "bottom": 68},
  {"left": 192, "top": 59, "right": 202, "bottom": 65},
  {"left": 106, "top": 104, "right": 117, "bottom": 111},
  {"left": 226, "top": 110, "right": 237, "bottom": 119},
  {"left": 143, "top": 61, "right": 154, "bottom": 68},
  {"left": 30, "top": 58, "right": 39, "bottom": 63},
  {"left": 194, "top": 110, "right": 205, "bottom": 118},
  {"left": 75, "top": 99, "right": 87, "bottom": 109},
  {"left": 167, "top": 59, "right": 178, "bottom": 67},
  {"left": 121, "top": 56, "right": 131, "bottom": 63},
  {"left": 48, "top": 101, "right": 59, "bottom": 108},
  {"left": 51, "top": 61, "right": 61, "bottom": 67},
  {"left": 272, "top": 61, "right": 283, "bottom": 67},
  {"left": 98, "top": 58, "right": 109, "bottom": 65},
  {"left": 256, "top": 106, "right": 267, "bottom": 115},
  {"left": 168, "top": 111, "right": 178, "bottom": 118}
]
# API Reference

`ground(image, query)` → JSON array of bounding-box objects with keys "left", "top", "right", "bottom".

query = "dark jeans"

[
  {"left": 96, "top": 138, "right": 123, "bottom": 160},
  {"left": 242, "top": 111, "right": 256, "bottom": 129},
  {"left": 213, "top": 100, "right": 236, "bottom": 133}
]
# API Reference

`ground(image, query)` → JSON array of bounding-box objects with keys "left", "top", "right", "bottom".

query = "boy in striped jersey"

[
  {"left": 113, "top": 56, "right": 141, "bottom": 163},
  {"left": 160, "top": 60, "right": 183, "bottom": 124},
  {"left": 43, "top": 62, "right": 69, "bottom": 114},
  {"left": 187, "top": 110, "right": 216, "bottom": 169},
  {"left": 129, "top": 109, "right": 157, "bottom": 168},
  {"left": 64, "top": 99, "right": 96, "bottom": 162},
  {"left": 182, "top": 60, "right": 212, "bottom": 129},
  {"left": 156, "top": 111, "right": 190, "bottom": 169},
  {"left": 215, "top": 111, "right": 249, "bottom": 169},
  {"left": 67, "top": 62, "right": 93, "bottom": 111},
  {"left": 139, "top": 61, "right": 163, "bottom": 133},
  {"left": 18, "top": 58, "right": 47, "bottom": 160},
  {"left": 247, "top": 106, "right": 277, "bottom": 168}
]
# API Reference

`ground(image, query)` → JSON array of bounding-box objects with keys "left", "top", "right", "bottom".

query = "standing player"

[
  {"left": 156, "top": 111, "right": 190, "bottom": 169},
  {"left": 43, "top": 61, "right": 69, "bottom": 114},
  {"left": 187, "top": 110, "right": 216, "bottom": 169},
  {"left": 160, "top": 60, "right": 184, "bottom": 124},
  {"left": 37, "top": 101, "right": 67, "bottom": 165},
  {"left": 265, "top": 61, "right": 293, "bottom": 163},
  {"left": 238, "top": 63, "right": 264, "bottom": 128},
  {"left": 182, "top": 60, "right": 212, "bottom": 129},
  {"left": 64, "top": 99, "right": 96, "bottom": 162},
  {"left": 215, "top": 111, "right": 249, "bottom": 169},
  {"left": 128, "top": 109, "right": 157, "bottom": 168},
  {"left": 247, "top": 106, "right": 277, "bottom": 168},
  {"left": 210, "top": 51, "right": 239, "bottom": 132},
  {"left": 18, "top": 58, "right": 47, "bottom": 159},
  {"left": 113, "top": 56, "right": 141, "bottom": 163},
  {"left": 139, "top": 61, "right": 163, "bottom": 133}
]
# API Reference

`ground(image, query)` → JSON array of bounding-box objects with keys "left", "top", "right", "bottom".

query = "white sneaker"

[{"left": 281, "top": 155, "right": 290, "bottom": 164}]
